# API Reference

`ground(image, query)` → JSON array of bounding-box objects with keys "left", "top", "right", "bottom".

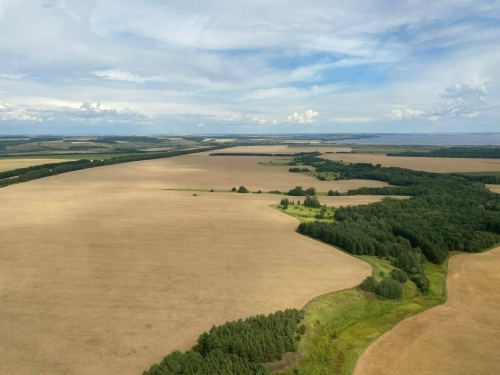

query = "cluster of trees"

[
  {"left": 360, "top": 276, "right": 403, "bottom": 299},
  {"left": 327, "top": 189, "right": 341, "bottom": 196},
  {"left": 292, "top": 154, "right": 500, "bottom": 292},
  {"left": 314, "top": 205, "right": 328, "bottom": 219},
  {"left": 286, "top": 186, "right": 316, "bottom": 196},
  {"left": 238, "top": 186, "right": 249, "bottom": 193},
  {"left": 289, "top": 167, "right": 311, "bottom": 172},
  {"left": 388, "top": 146, "right": 500, "bottom": 159},
  {"left": 143, "top": 309, "right": 305, "bottom": 375},
  {"left": 304, "top": 195, "right": 321, "bottom": 208},
  {"left": 0, "top": 147, "right": 227, "bottom": 189}
]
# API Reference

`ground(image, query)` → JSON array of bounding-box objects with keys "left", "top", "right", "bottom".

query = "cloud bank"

[{"left": 0, "top": 0, "right": 499, "bottom": 133}]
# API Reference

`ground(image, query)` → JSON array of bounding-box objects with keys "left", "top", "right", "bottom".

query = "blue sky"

[{"left": 0, "top": 0, "right": 499, "bottom": 134}]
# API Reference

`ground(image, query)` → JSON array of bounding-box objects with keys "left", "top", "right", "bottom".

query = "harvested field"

[
  {"left": 0, "top": 156, "right": 382, "bottom": 375},
  {"left": 212, "top": 145, "right": 352, "bottom": 154},
  {"left": 354, "top": 246, "right": 500, "bottom": 375},
  {"left": 0, "top": 158, "right": 74, "bottom": 172},
  {"left": 487, "top": 184, "right": 500, "bottom": 193},
  {"left": 321, "top": 153, "right": 500, "bottom": 173},
  {"left": 150, "top": 153, "right": 384, "bottom": 192}
]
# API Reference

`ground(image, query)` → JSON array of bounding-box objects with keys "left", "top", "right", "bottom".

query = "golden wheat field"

[
  {"left": 0, "top": 158, "right": 71, "bottom": 172},
  {"left": 0, "top": 154, "right": 386, "bottom": 375},
  {"left": 488, "top": 184, "right": 500, "bottom": 193},
  {"left": 321, "top": 152, "right": 500, "bottom": 173},
  {"left": 116, "top": 153, "right": 388, "bottom": 192},
  {"left": 354, "top": 246, "right": 500, "bottom": 375}
]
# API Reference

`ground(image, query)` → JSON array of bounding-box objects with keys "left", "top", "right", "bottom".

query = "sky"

[{"left": 0, "top": 0, "right": 499, "bottom": 135}]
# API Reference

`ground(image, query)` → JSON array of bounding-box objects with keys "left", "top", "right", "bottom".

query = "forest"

[
  {"left": 387, "top": 146, "right": 500, "bottom": 159},
  {"left": 143, "top": 309, "right": 305, "bottom": 375},
  {"left": 293, "top": 154, "right": 500, "bottom": 293}
]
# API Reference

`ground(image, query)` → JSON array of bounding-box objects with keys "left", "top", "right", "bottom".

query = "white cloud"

[
  {"left": 220, "top": 113, "right": 277, "bottom": 126},
  {"left": 287, "top": 110, "right": 319, "bottom": 124},
  {"left": 0, "top": 101, "right": 150, "bottom": 124},
  {"left": 385, "top": 81, "right": 491, "bottom": 121},
  {"left": 385, "top": 108, "right": 424, "bottom": 121},
  {"left": 0, "top": 102, "right": 42, "bottom": 122},
  {"left": 0, "top": 1, "right": 500, "bottom": 132},
  {"left": 197, "top": 123, "right": 205, "bottom": 127}
]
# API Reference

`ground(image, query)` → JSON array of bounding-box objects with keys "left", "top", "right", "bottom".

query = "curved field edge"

[{"left": 273, "top": 247, "right": 448, "bottom": 375}]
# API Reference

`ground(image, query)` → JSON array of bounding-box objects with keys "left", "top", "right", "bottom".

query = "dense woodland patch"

[
  {"left": 292, "top": 153, "right": 500, "bottom": 294},
  {"left": 143, "top": 310, "right": 305, "bottom": 375}
]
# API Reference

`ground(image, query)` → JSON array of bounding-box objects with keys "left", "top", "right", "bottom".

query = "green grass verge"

[
  {"left": 270, "top": 205, "right": 449, "bottom": 375},
  {"left": 271, "top": 204, "right": 335, "bottom": 222},
  {"left": 275, "top": 255, "right": 447, "bottom": 375}
]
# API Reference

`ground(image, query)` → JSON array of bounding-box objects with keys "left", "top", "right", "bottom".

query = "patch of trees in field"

[
  {"left": 387, "top": 146, "right": 500, "bottom": 159},
  {"left": 143, "top": 309, "right": 305, "bottom": 375},
  {"left": 293, "top": 155, "right": 500, "bottom": 292},
  {"left": 289, "top": 167, "right": 311, "bottom": 172},
  {"left": 286, "top": 186, "right": 316, "bottom": 196},
  {"left": 0, "top": 147, "right": 227, "bottom": 189}
]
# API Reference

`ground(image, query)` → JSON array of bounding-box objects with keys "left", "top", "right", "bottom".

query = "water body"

[{"left": 329, "top": 133, "right": 500, "bottom": 146}]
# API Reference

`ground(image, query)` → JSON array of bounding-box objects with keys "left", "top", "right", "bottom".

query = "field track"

[
  {"left": 354, "top": 246, "right": 500, "bottom": 375},
  {"left": 0, "top": 154, "right": 381, "bottom": 375}
]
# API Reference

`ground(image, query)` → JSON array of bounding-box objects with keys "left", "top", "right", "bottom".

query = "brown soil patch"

[
  {"left": 322, "top": 153, "right": 500, "bottom": 173},
  {"left": 354, "top": 247, "right": 500, "bottom": 375},
  {"left": 0, "top": 158, "right": 74, "bottom": 172},
  {"left": 0, "top": 157, "right": 376, "bottom": 375}
]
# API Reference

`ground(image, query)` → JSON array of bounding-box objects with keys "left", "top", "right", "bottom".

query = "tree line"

[
  {"left": 0, "top": 146, "right": 228, "bottom": 189},
  {"left": 143, "top": 309, "right": 305, "bottom": 375},
  {"left": 387, "top": 146, "right": 500, "bottom": 159}
]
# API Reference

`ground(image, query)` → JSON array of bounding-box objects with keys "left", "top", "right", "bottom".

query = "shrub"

[
  {"left": 304, "top": 195, "right": 320, "bottom": 208},
  {"left": 359, "top": 276, "right": 377, "bottom": 293},
  {"left": 410, "top": 274, "right": 429, "bottom": 292},
  {"left": 231, "top": 187, "right": 237, "bottom": 192},
  {"left": 328, "top": 189, "right": 340, "bottom": 196},
  {"left": 376, "top": 277, "right": 403, "bottom": 299},
  {"left": 257, "top": 190, "right": 262, "bottom": 194},
  {"left": 287, "top": 186, "right": 305, "bottom": 196},
  {"left": 280, "top": 198, "right": 289, "bottom": 210},
  {"left": 238, "top": 186, "right": 249, "bottom": 193},
  {"left": 296, "top": 324, "right": 306, "bottom": 335},
  {"left": 391, "top": 269, "right": 408, "bottom": 283},
  {"left": 305, "top": 187, "right": 316, "bottom": 196}
]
